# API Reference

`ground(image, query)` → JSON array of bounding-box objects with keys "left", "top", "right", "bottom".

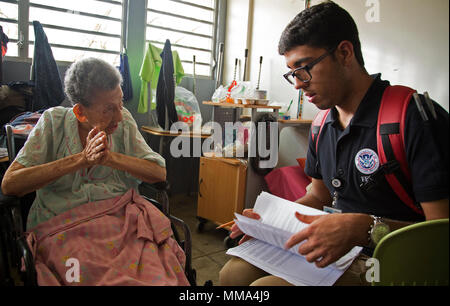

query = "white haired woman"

[
  {"left": 1, "top": 58, "right": 189, "bottom": 286},
  {"left": 1, "top": 57, "right": 166, "bottom": 230}
]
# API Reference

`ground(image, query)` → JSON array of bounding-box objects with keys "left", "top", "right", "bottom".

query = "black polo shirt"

[{"left": 304, "top": 74, "right": 449, "bottom": 222}]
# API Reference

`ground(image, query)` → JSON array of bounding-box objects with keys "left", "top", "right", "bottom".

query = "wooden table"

[
  {"left": 141, "top": 125, "right": 212, "bottom": 155},
  {"left": 141, "top": 126, "right": 212, "bottom": 196},
  {"left": 278, "top": 119, "right": 312, "bottom": 125},
  {"left": 203, "top": 101, "right": 281, "bottom": 125},
  {"left": 141, "top": 126, "right": 211, "bottom": 140},
  {"left": 202, "top": 101, "right": 281, "bottom": 110}
]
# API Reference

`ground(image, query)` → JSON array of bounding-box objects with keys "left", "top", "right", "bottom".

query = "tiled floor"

[{"left": 168, "top": 193, "right": 234, "bottom": 286}]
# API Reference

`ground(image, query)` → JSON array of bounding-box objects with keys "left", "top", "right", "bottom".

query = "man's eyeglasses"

[{"left": 283, "top": 47, "right": 337, "bottom": 85}]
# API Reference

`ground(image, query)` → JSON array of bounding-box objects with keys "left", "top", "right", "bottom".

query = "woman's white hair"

[{"left": 64, "top": 57, "right": 122, "bottom": 107}]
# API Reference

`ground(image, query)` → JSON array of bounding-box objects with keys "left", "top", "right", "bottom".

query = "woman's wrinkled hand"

[
  {"left": 82, "top": 127, "right": 109, "bottom": 166},
  {"left": 229, "top": 209, "right": 261, "bottom": 245}
]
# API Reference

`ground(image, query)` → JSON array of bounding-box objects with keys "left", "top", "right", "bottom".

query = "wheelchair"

[{"left": 0, "top": 124, "right": 199, "bottom": 286}]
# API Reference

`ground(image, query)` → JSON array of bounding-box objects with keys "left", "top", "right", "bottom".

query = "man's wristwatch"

[{"left": 368, "top": 215, "right": 390, "bottom": 248}]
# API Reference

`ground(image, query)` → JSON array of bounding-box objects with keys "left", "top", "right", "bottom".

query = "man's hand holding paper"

[
  {"left": 226, "top": 192, "right": 363, "bottom": 286},
  {"left": 285, "top": 212, "right": 371, "bottom": 268},
  {"left": 229, "top": 209, "right": 261, "bottom": 245}
]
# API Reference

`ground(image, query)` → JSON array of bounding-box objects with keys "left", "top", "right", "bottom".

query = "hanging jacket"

[
  {"left": 119, "top": 52, "right": 133, "bottom": 102},
  {"left": 156, "top": 40, "right": 178, "bottom": 129},
  {"left": 31, "top": 21, "right": 65, "bottom": 112},
  {"left": 138, "top": 42, "right": 184, "bottom": 113}
]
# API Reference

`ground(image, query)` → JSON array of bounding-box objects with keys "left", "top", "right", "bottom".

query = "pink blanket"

[{"left": 26, "top": 189, "right": 190, "bottom": 286}]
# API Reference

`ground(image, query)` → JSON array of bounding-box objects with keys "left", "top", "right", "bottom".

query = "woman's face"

[{"left": 81, "top": 85, "right": 124, "bottom": 135}]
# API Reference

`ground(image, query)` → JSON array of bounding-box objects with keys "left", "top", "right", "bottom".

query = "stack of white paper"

[{"left": 226, "top": 192, "right": 362, "bottom": 286}]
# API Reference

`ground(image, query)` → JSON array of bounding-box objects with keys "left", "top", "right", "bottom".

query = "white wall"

[
  {"left": 223, "top": 0, "right": 251, "bottom": 85},
  {"left": 333, "top": 0, "right": 449, "bottom": 111},
  {"left": 223, "top": 0, "right": 449, "bottom": 167},
  {"left": 224, "top": 0, "right": 449, "bottom": 118},
  {"left": 249, "top": 0, "right": 317, "bottom": 119},
  {"left": 224, "top": 0, "right": 313, "bottom": 119}
]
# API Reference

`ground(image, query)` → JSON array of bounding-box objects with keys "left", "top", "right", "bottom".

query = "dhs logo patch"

[{"left": 355, "top": 148, "right": 379, "bottom": 175}]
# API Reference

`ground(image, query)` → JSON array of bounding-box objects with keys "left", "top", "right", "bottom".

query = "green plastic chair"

[{"left": 372, "top": 218, "right": 449, "bottom": 286}]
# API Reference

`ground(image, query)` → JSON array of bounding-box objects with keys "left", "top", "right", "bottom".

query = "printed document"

[{"left": 226, "top": 192, "right": 362, "bottom": 286}]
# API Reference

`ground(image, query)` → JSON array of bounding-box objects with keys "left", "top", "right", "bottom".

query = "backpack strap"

[
  {"left": 377, "top": 85, "right": 424, "bottom": 216},
  {"left": 311, "top": 109, "right": 330, "bottom": 153}
]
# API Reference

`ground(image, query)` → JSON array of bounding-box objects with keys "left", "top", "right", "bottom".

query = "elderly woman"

[
  {"left": 2, "top": 57, "right": 166, "bottom": 229},
  {"left": 1, "top": 58, "right": 188, "bottom": 286}
]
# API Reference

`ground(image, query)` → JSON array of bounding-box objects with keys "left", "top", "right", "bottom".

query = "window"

[
  {"left": 0, "top": 0, "right": 124, "bottom": 65},
  {"left": 146, "top": 0, "right": 217, "bottom": 77},
  {"left": 0, "top": 0, "right": 19, "bottom": 57}
]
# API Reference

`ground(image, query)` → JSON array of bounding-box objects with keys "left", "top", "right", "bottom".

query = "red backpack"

[{"left": 311, "top": 85, "right": 425, "bottom": 216}]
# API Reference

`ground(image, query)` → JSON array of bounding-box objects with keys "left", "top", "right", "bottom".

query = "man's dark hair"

[{"left": 278, "top": 1, "right": 365, "bottom": 68}]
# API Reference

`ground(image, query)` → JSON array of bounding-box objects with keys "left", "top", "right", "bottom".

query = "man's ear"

[
  {"left": 73, "top": 104, "right": 87, "bottom": 123},
  {"left": 336, "top": 40, "right": 355, "bottom": 67}
]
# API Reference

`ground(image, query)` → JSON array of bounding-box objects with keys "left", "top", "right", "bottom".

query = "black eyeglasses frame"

[{"left": 283, "top": 47, "right": 337, "bottom": 85}]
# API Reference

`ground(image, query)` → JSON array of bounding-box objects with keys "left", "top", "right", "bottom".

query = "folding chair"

[{"left": 372, "top": 218, "right": 449, "bottom": 286}]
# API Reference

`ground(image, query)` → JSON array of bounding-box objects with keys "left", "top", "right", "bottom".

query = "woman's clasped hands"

[{"left": 82, "top": 127, "right": 110, "bottom": 166}]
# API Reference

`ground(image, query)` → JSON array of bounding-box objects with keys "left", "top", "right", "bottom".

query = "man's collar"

[{"left": 325, "top": 73, "right": 390, "bottom": 128}]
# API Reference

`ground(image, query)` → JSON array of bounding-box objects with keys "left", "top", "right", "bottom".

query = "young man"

[{"left": 219, "top": 1, "right": 448, "bottom": 286}]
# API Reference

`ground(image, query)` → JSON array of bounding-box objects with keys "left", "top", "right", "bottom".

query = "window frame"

[
  {"left": 0, "top": 0, "right": 126, "bottom": 65},
  {"left": 146, "top": 0, "right": 219, "bottom": 79},
  {"left": 0, "top": 0, "right": 20, "bottom": 56},
  {"left": 1, "top": 0, "right": 224, "bottom": 80}
]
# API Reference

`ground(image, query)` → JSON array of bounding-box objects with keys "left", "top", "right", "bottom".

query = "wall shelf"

[
  {"left": 278, "top": 119, "right": 312, "bottom": 125},
  {"left": 203, "top": 101, "right": 281, "bottom": 110}
]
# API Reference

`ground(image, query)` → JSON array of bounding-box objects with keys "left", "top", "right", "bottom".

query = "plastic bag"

[
  {"left": 211, "top": 85, "right": 227, "bottom": 103},
  {"left": 229, "top": 81, "right": 258, "bottom": 104},
  {"left": 212, "top": 82, "right": 258, "bottom": 104},
  {"left": 174, "top": 86, "right": 202, "bottom": 129},
  {"left": 230, "top": 81, "right": 255, "bottom": 99}
]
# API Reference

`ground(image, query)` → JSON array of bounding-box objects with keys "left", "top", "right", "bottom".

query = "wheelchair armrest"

[
  {"left": 0, "top": 193, "right": 24, "bottom": 236},
  {"left": 141, "top": 194, "right": 196, "bottom": 285},
  {"left": 17, "top": 235, "right": 37, "bottom": 286},
  {"left": 169, "top": 215, "right": 192, "bottom": 263},
  {"left": 140, "top": 181, "right": 170, "bottom": 216},
  {"left": 0, "top": 193, "right": 21, "bottom": 209},
  {"left": 0, "top": 193, "right": 35, "bottom": 285},
  {"left": 151, "top": 180, "right": 170, "bottom": 192},
  {"left": 169, "top": 215, "right": 195, "bottom": 285}
]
